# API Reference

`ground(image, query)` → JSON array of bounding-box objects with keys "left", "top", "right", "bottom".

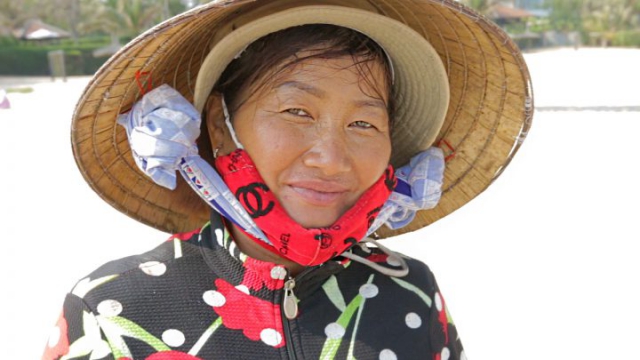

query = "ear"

[{"left": 204, "top": 93, "right": 236, "bottom": 156}]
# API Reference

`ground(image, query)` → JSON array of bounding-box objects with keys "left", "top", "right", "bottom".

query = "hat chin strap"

[
  {"left": 341, "top": 237, "right": 409, "bottom": 277},
  {"left": 221, "top": 96, "right": 244, "bottom": 149}
]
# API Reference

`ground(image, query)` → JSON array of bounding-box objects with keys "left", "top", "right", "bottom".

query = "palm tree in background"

[
  {"left": 101, "top": 0, "right": 163, "bottom": 38},
  {"left": 0, "top": 0, "right": 82, "bottom": 40},
  {"left": 1, "top": 0, "right": 181, "bottom": 40}
]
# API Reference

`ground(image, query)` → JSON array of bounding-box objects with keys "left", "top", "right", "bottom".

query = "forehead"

[{"left": 258, "top": 55, "right": 390, "bottom": 102}]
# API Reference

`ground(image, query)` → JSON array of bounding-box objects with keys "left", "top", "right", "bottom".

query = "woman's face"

[{"left": 219, "top": 56, "right": 392, "bottom": 228}]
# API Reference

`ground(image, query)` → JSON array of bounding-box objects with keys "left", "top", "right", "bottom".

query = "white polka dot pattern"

[
  {"left": 379, "top": 349, "right": 398, "bottom": 360},
  {"left": 441, "top": 347, "right": 451, "bottom": 360},
  {"left": 386, "top": 256, "right": 402, "bottom": 267},
  {"left": 235, "top": 284, "right": 250, "bottom": 294},
  {"left": 324, "top": 322, "right": 346, "bottom": 339},
  {"left": 270, "top": 266, "right": 287, "bottom": 280},
  {"left": 203, "top": 290, "right": 226, "bottom": 307},
  {"left": 405, "top": 312, "right": 422, "bottom": 329},
  {"left": 359, "top": 283, "right": 379, "bottom": 298},
  {"left": 97, "top": 299, "right": 123, "bottom": 317},
  {"left": 260, "top": 328, "right": 282, "bottom": 346},
  {"left": 162, "top": 329, "right": 186, "bottom": 347},
  {"left": 435, "top": 292, "right": 443, "bottom": 312},
  {"left": 139, "top": 261, "right": 167, "bottom": 276}
]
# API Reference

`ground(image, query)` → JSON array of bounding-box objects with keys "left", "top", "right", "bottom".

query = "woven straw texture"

[{"left": 71, "top": 0, "right": 534, "bottom": 237}]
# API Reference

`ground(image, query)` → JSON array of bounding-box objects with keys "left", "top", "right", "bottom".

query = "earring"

[{"left": 213, "top": 147, "right": 221, "bottom": 158}]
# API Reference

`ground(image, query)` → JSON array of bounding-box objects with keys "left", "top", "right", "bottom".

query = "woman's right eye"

[{"left": 285, "top": 108, "right": 310, "bottom": 117}]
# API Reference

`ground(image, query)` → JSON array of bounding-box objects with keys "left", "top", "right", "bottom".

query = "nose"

[{"left": 302, "top": 126, "right": 352, "bottom": 176}]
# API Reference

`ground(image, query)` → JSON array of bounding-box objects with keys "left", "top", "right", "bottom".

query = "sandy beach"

[{"left": 1, "top": 47, "right": 639, "bottom": 359}]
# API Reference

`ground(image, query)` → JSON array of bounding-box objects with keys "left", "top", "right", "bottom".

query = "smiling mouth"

[{"left": 287, "top": 182, "right": 349, "bottom": 206}]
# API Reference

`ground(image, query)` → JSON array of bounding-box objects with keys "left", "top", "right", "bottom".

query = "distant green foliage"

[
  {"left": 0, "top": 39, "right": 110, "bottom": 75},
  {"left": 612, "top": 30, "right": 640, "bottom": 47},
  {"left": 544, "top": 0, "right": 585, "bottom": 32},
  {"left": 0, "top": 47, "right": 48, "bottom": 75},
  {"left": 504, "top": 22, "right": 528, "bottom": 34},
  {"left": 0, "top": 36, "right": 19, "bottom": 46},
  {"left": 459, "top": 0, "right": 640, "bottom": 47}
]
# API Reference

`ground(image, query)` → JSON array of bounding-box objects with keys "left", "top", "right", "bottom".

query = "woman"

[{"left": 43, "top": 1, "right": 532, "bottom": 359}]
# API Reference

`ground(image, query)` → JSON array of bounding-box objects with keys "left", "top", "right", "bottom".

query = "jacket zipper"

[
  {"left": 280, "top": 266, "right": 319, "bottom": 360},
  {"left": 281, "top": 277, "right": 297, "bottom": 360},
  {"left": 283, "top": 278, "right": 298, "bottom": 320}
]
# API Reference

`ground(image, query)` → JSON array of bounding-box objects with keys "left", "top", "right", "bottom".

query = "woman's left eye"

[
  {"left": 350, "top": 120, "right": 375, "bottom": 129},
  {"left": 285, "top": 108, "right": 310, "bottom": 117}
]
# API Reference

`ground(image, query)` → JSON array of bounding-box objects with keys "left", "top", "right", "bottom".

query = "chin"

[
  {"left": 294, "top": 217, "right": 339, "bottom": 229},
  {"left": 290, "top": 210, "right": 341, "bottom": 229}
]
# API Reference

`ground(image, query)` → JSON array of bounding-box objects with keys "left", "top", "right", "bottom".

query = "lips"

[{"left": 285, "top": 180, "right": 350, "bottom": 206}]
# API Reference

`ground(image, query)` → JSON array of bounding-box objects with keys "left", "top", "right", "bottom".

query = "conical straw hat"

[{"left": 72, "top": 0, "right": 533, "bottom": 237}]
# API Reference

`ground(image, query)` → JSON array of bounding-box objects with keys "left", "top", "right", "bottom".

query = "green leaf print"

[
  {"left": 322, "top": 275, "right": 347, "bottom": 312},
  {"left": 390, "top": 277, "right": 433, "bottom": 307},
  {"left": 173, "top": 238, "right": 183, "bottom": 259},
  {"left": 71, "top": 275, "right": 119, "bottom": 299},
  {"left": 188, "top": 317, "right": 223, "bottom": 356},
  {"left": 96, "top": 314, "right": 170, "bottom": 358},
  {"left": 319, "top": 274, "right": 375, "bottom": 360},
  {"left": 61, "top": 312, "right": 111, "bottom": 360}
]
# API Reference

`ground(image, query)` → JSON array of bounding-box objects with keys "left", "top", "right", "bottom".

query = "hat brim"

[{"left": 71, "top": 0, "right": 533, "bottom": 237}]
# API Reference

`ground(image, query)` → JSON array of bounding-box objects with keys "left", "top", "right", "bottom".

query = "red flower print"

[
  {"left": 366, "top": 254, "right": 389, "bottom": 263},
  {"left": 210, "top": 279, "right": 285, "bottom": 348},
  {"left": 146, "top": 351, "right": 203, "bottom": 360},
  {"left": 436, "top": 292, "right": 449, "bottom": 344},
  {"left": 42, "top": 311, "right": 70, "bottom": 360},
  {"left": 241, "top": 258, "right": 285, "bottom": 291}
]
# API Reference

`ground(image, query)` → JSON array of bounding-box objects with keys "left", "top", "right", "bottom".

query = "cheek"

[
  {"left": 353, "top": 140, "right": 392, "bottom": 187},
  {"left": 253, "top": 119, "right": 306, "bottom": 154},
  {"left": 241, "top": 120, "right": 306, "bottom": 182}
]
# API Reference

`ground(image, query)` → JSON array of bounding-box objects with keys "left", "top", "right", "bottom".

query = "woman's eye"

[
  {"left": 350, "top": 120, "right": 375, "bottom": 129},
  {"left": 285, "top": 108, "right": 310, "bottom": 117}
]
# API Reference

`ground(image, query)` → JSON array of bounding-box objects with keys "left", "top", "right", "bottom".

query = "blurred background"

[
  {"left": 2, "top": 0, "right": 640, "bottom": 79},
  {"left": 1, "top": 0, "right": 639, "bottom": 359}
]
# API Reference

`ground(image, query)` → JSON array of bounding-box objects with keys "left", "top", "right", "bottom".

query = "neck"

[{"left": 228, "top": 223, "right": 306, "bottom": 277}]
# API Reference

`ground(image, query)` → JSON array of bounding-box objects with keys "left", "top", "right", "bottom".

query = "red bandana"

[{"left": 215, "top": 150, "right": 396, "bottom": 266}]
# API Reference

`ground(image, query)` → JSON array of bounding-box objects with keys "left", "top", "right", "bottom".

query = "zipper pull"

[{"left": 283, "top": 278, "right": 298, "bottom": 320}]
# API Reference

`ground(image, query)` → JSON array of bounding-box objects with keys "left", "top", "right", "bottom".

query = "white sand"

[{"left": 1, "top": 48, "right": 639, "bottom": 359}]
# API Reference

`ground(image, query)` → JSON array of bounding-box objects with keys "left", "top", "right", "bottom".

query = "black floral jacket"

[{"left": 43, "top": 214, "right": 465, "bottom": 360}]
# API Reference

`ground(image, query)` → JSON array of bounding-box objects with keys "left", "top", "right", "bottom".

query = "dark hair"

[{"left": 212, "top": 24, "right": 396, "bottom": 128}]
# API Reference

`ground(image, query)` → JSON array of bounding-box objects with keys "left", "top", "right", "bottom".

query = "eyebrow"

[
  {"left": 276, "top": 81, "right": 387, "bottom": 110},
  {"left": 277, "top": 81, "right": 327, "bottom": 98},
  {"left": 354, "top": 98, "right": 387, "bottom": 111}
]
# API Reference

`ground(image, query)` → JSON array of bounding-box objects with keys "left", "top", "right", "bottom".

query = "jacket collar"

[{"left": 198, "top": 211, "right": 347, "bottom": 297}]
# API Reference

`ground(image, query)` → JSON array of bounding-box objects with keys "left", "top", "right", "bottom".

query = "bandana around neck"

[{"left": 215, "top": 149, "right": 396, "bottom": 266}]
